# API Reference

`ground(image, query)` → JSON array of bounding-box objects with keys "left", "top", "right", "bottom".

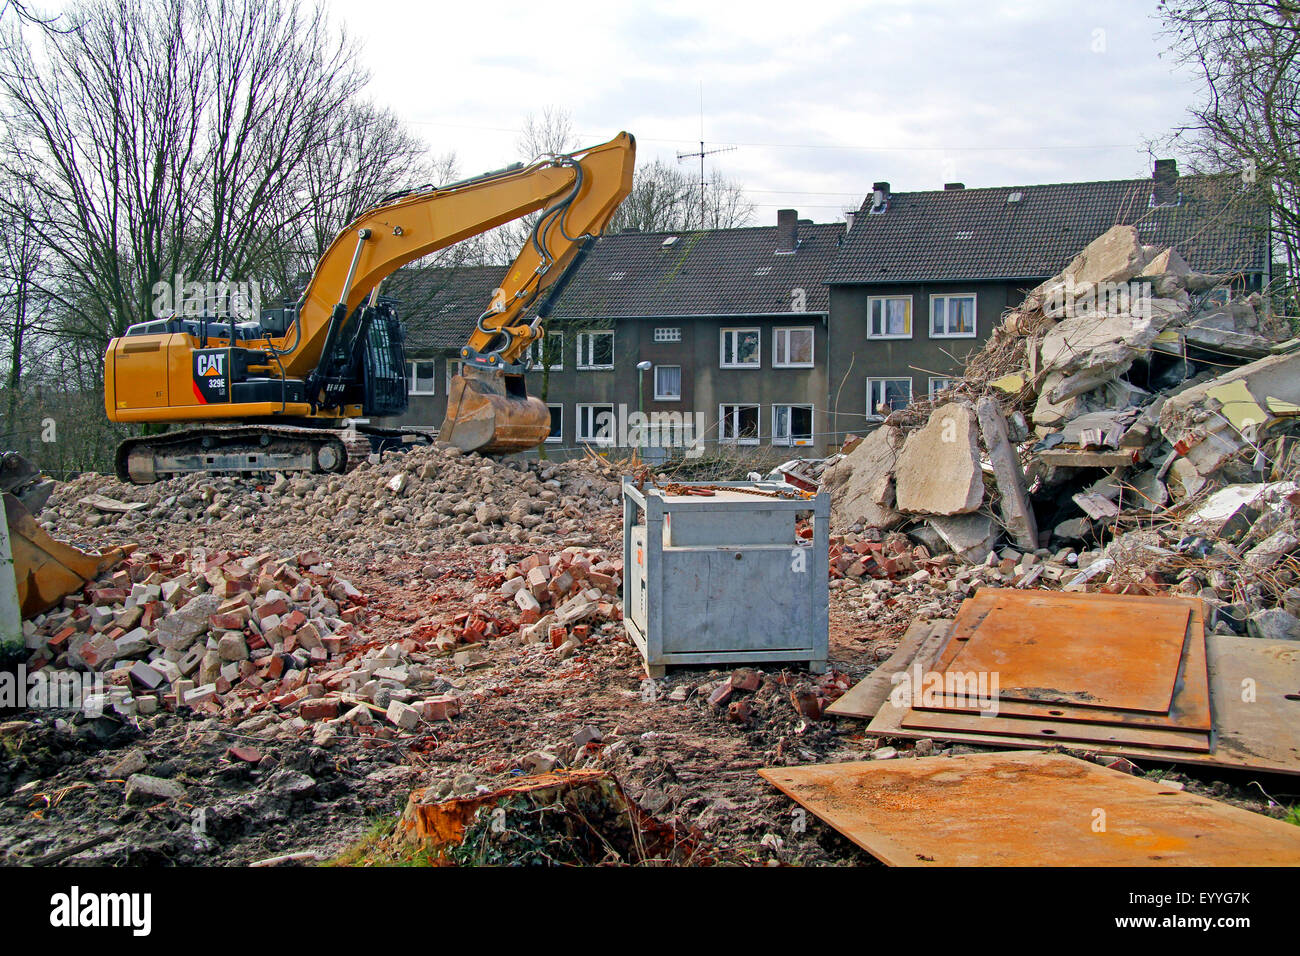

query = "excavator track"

[{"left": 116, "top": 425, "right": 356, "bottom": 485}]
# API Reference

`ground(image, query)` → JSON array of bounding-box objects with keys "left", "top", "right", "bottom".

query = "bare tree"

[
  {"left": 1159, "top": 0, "right": 1300, "bottom": 314},
  {"left": 608, "top": 158, "right": 755, "bottom": 233},
  {"left": 0, "top": 182, "right": 51, "bottom": 450},
  {"left": 0, "top": 0, "right": 368, "bottom": 353},
  {"left": 464, "top": 106, "right": 579, "bottom": 266},
  {"left": 274, "top": 99, "right": 459, "bottom": 301}
]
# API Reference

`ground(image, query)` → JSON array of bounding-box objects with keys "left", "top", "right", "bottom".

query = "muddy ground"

[{"left": 1, "top": 490, "right": 1295, "bottom": 867}]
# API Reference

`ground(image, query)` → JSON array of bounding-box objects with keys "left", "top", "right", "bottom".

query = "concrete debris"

[
  {"left": 894, "top": 403, "right": 984, "bottom": 516},
  {"left": 45, "top": 444, "right": 624, "bottom": 560},
  {"left": 817, "top": 224, "right": 1300, "bottom": 642},
  {"left": 820, "top": 425, "right": 903, "bottom": 531}
]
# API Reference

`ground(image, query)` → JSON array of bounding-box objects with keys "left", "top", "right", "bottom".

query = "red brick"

[
  {"left": 258, "top": 598, "right": 290, "bottom": 619},
  {"left": 299, "top": 698, "right": 339, "bottom": 721},
  {"left": 419, "top": 695, "right": 461, "bottom": 721}
]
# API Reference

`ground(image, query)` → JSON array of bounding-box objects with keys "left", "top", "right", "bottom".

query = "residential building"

[
  {"left": 822, "top": 161, "right": 1271, "bottom": 430},
  {"left": 388, "top": 211, "right": 845, "bottom": 457}
]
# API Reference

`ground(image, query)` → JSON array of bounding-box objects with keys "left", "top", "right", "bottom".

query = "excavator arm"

[
  {"left": 290, "top": 130, "right": 635, "bottom": 453},
  {"left": 286, "top": 131, "right": 635, "bottom": 377}
]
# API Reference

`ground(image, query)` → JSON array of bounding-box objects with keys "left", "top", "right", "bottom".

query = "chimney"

[
  {"left": 1153, "top": 159, "right": 1179, "bottom": 206},
  {"left": 869, "top": 181, "right": 890, "bottom": 214},
  {"left": 844, "top": 210, "right": 857, "bottom": 232},
  {"left": 776, "top": 208, "right": 798, "bottom": 253},
  {"left": 944, "top": 182, "right": 965, "bottom": 190}
]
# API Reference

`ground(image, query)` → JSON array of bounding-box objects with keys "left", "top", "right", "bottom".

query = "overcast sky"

[{"left": 326, "top": 0, "right": 1201, "bottom": 224}]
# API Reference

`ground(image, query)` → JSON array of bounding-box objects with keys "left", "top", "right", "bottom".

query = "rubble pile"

[
  {"left": 45, "top": 445, "right": 624, "bottom": 558},
  {"left": 18, "top": 547, "right": 373, "bottom": 720},
  {"left": 497, "top": 547, "right": 624, "bottom": 656},
  {"left": 823, "top": 224, "right": 1300, "bottom": 642}
]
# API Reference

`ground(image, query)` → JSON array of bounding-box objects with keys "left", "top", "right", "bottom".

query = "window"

[
  {"left": 576, "top": 331, "right": 614, "bottom": 369},
  {"left": 869, "top": 296, "right": 912, "bottom": 339},
  {"left": 1206, "top": 286, "right": 1232, "bottom": 307},
  {"left": 653, "top": 327, "right": 681, "bottom": 343},
  {"left": 931, "top": 294, "right": 977, "bottom": 338},
  {"left": 929, "top": 376, "right": 957, "bottom": 398},
  {"left": 720, "top": 328, "right": 760, "bottom": 368},
  {"left": 719, "top": 404, "right": 760, "bottom": 444},
  {"left": 525, "top": 331, "right": 564, "bottom": 371},
  {"left": 654, "top": 365, "right": 681, "bottom": 400},
  {"left": 545, "top": 405, "right": 562, "bottom": 443},
  {"left": 445, "top": 360, "right": 463, "bottom": 392},
  {"left": 576, "top": 403, "right": 615, "bottom": 445},
  {"left": 774, "top": 327, "right": 814, "bottom": 367},
  {"left": 868, "top": 377, "right": 913, "bottom": 414},
  {"left": 408, "top": 360, "right": 436, "bottom": 395},
  {"left": 773, "top": 405, "right": 814, "bottom": 446}
]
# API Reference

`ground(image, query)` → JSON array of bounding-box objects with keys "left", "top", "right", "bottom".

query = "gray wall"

[
  {"left": 826, "top": 279, "right": 1034, "bottom": 432},
  {"left": 382, "top": 312, "right": 835, "bottom": 455}
]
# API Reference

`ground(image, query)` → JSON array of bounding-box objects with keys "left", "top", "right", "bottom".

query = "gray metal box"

[{"left": 622, "top": 478, "right": 829, "bottom": 677}]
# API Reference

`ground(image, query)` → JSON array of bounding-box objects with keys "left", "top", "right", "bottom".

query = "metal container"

[{"left": 622, "top": 478, "right": 829, "bottom": 677}]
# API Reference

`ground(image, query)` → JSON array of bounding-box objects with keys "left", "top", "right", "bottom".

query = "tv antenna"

[{"left": 676, "top": 83, "right": 736, "bottom": 228}]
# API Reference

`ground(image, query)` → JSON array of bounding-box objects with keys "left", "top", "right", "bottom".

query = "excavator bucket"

[
  {"left": 4, "top": 492, "right": 133, "bottom": 619},
  {"left": 439, "top": 364, "right": 552, "bottom": 455}
]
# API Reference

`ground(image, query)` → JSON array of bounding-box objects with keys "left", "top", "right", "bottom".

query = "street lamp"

[{"left": 636, "top": 361, "right": 652, "bottom": 453}]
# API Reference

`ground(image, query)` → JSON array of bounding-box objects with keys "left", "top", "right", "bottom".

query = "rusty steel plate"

[
  {"left": 759, "top": 751, "right": 1300, "bottom": 866},
  {"left": 865, "top": 635, "right": 1300, "bottom": 776},
  {"left": 899, "top": 707, "right": 1211, "bottom": 751},
  {"left": 825, "top": 620, "right": 951, "bottom": 719},
  {"left": 933, "top": 590, "right": 1191, "bottom": 714},
  {"left": 919, "top": 600, "right": 1212, "bottom": 732}
]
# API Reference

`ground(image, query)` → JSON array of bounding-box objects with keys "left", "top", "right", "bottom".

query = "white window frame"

[
  {"left": 720, "top": 328, "right": 761, "bottom": 369},
  {"left": 929, "top": 293, "right": 978, "bottom": 339},
  {"left": 445, "top": 360, "right": 463, "bottom": 392},
  {"left": 868, "top": 295, "right": 913, "bottom": 340},
  {"left": 773, "top": 327, "right": 815, "bottom": 368},
  {"left": 408, "top": 359, "right": 436, "bottom": 395},
  {"left": 653, "top": 327, "right": 681, "bottom": 343},
  {"left": 576, "top": 330, "right": 615, "bottom": 370},
  {"left": 928, "top": 376, "right": 957, "bottom": 398},
  {"left": 653, "top": 365, "right": 681, "bottom": 401},
  {"left": 545, "top": 404, "right": 563, "bottom": 444},
  {"left": 868, "top": 377, "right": 913, "bottom": 413},
  {"left": 773, "top": 404, "right": 815, "bottom": 447},
  {"left": 525, "top": 331, "right": 564, "bottom": 371},
  {"left": 718, "top": 403, "right": 760, "bottom": 445},
  {"left": 576, "top": 403, "right": 615, "bottom": 445}
]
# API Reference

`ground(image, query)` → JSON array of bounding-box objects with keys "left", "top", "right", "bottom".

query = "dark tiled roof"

[
  {"left": 387, "top": 265, "right": 508, "bottom": 353},
  {"left": 543, "top": 221, "right": 846, "bottom": 319},
  {"left": 824, "top": 174, "right": 1270, "bottom": 285}
]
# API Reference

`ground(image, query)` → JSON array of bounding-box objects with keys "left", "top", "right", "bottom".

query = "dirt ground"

[{"left": 1, "top": 492, "right": 1295, "bottom": 867}]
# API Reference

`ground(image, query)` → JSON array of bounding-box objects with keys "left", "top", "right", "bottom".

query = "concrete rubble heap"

[
  {"left": 43, "top": 443, "right": 623, "bottom": 560},
  {"left": 823, "top": 224, "right": 1300, "bottom": 643}
]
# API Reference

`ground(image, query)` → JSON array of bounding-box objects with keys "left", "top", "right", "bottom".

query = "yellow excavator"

[{"left": 103, "top": 132, "right": 636, "bottom": 483}]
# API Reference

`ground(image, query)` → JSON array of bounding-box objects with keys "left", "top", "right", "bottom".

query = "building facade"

[{"left": 386, "top": 162, "right": 1270, "bottom": 458}]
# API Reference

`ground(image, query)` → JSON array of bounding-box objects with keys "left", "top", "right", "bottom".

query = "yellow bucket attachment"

[
  {"left": 439, "top": 364, "right": 551, "bottom": 455},
  {"left": 4, "top": 493, "right": 132, "bottom": 618}
]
